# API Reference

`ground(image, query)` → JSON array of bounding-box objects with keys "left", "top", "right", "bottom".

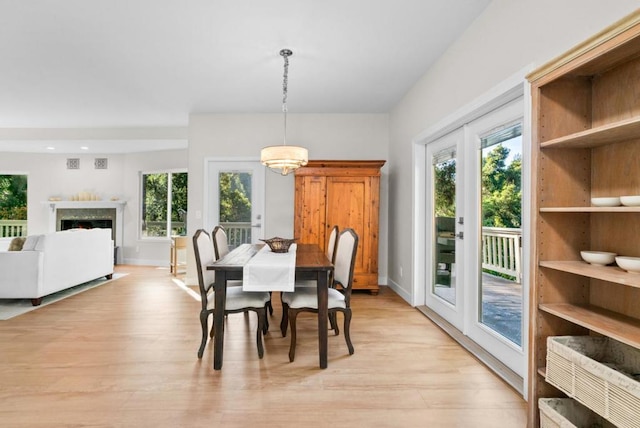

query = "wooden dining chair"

[
  {"left": 282, "top": 225, "right": 340, "bottom": 331},
  {"left": 193, "top": 229, "right": 270, "bottom": 360},
  {"left": 280, "top": 228, "right": 359, "bottom": 362},
  {"left": 293, "top": 225, "right": 339, "bottom": 287},
  {"left": 214, "top": 224, "right": 274, "bottom": 316},
  {"left": 212, "top": 225, "right": 230, "bottom": 260}
]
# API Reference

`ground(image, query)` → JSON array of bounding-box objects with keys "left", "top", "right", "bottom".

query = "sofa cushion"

[
  {"left": 8, "top": 237, "right": 26, "bottom": 251},
  {"left": 21, "top": 235, "right": 42, "bottom": 251}
]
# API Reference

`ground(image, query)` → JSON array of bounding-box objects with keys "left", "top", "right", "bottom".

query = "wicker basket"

[
  {"left": 260, "top": 237, "right": 296, "bottom": 253},
  {"left": 539, "top": 398, "right": 615, "bottom": 428},
  {"left": 546, "top": 336, "right": 640, "bottom": 428}
]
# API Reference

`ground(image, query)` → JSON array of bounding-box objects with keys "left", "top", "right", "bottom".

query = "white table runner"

[{"left": 242, "top": 244, "right": 296, "bottom": 292}]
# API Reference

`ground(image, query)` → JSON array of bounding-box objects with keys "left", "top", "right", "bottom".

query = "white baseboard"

[{"left": 386, "top": 278, "right": 411, "bottom": 304}]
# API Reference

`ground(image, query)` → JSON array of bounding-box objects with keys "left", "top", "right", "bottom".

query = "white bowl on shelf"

[
  {"left": 580, "top": 251, "right": 617, "bottom": 266},
  {"left": 615, "top": 256, "right": 640, "bottom": 273},
  {"left": 620, "top": 195, "right": 640, "bottom": 207},
  {"left": 591, "top": 197, "right": 621, "bottom": 207}
]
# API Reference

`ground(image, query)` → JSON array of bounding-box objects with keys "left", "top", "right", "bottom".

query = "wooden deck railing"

[
  {"left": 0, "top": 220, "right": 27, "bottom": 238},
  {"left": 220, "top": 222, "right": 252, "bottom": 248},
  {"left": 481, "top": 227, "right": 522, "bottom": 283}
]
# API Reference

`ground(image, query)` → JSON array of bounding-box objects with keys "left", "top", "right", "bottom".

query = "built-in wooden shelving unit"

[{"left": 527, "top": 10, "right": 640, "bottom": 427}]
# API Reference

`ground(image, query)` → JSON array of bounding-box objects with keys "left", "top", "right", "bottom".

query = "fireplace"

[
  {"left": 45, "top": 200, "right": 126, "bottom": 263},
  {"left": 56, "top": 208, "right": 117, "bottom": 242},
  {"left": 60, "top": 218, "right": 113, "bottom": 232}
]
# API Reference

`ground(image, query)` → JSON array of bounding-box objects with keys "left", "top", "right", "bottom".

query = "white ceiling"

[{"left": 0, "top": 0, "right": 490, "bottom": 153}]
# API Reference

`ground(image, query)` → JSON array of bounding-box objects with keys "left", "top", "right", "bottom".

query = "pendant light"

[{"left": 260, "top": 49, "right": 308, "bottom": 175}]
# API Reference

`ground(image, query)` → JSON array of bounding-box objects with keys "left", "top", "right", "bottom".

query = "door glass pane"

[
  {"left": 433, "top": 150, "right": 456, "bottom": 305},
  {"left": 479, "top": 123, "right": 523, "bottom": 346},
  {"left": 218, "top": 172, "right": 252, "bottom": 249}
]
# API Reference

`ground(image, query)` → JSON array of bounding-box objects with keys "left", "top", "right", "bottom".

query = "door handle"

[{"left": 456, "top": 232, "right": 464, "bottom": 239}]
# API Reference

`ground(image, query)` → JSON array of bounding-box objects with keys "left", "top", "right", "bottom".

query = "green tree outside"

[
  {"left": 434, "top": 159, "right": 456, "bottom": 218},
  {"left": 142, "top": 173, "right": 168, "bottom": 237},
  {"left": 481, "top": 144, "right": 522, "bottom": 228},
  {"left": 142, "top": 172, "right": 188, "bottom": 237},
  {"left": 434, "top": 145, "right": 521, "bottom": 229},
  {"left": 171, "top": 172, "right": 188, "bottom": 235},
  {"left": 219, "top": 172, "right": 251, "bottom": 223},
  {"left": 0, "top": 174, "right": 28, "bottom": 221}
]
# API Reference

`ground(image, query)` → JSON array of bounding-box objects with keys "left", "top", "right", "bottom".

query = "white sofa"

[{"left": 0, "top": 228, "right": 114, "bottom": 305}]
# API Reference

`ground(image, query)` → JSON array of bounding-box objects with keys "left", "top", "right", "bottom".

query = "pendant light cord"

[{"left": 281, "top": 49, "right": 291, "bottom": 146}]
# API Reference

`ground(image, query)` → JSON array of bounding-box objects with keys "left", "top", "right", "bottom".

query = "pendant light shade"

[
  {"left": 260, "top": 49, "right": 308, "bottom": 176},
  {"left": 260, "top": 145, "right": 308, "bottom": 176}
]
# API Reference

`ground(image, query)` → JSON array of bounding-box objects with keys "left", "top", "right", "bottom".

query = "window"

[
  {"left": 0, "top": 174, "right": 28, "bottom": 238},
  {"left": 140, "top": 171, "right": 187, "bottom": 238}
]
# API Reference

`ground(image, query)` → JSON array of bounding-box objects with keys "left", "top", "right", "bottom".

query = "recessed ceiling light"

[
  {"left": 46, "top": 146, "right": 55, "bottom": 150},
  {"left": 80, "top": 146, "right": 89, "bottom": 150}
]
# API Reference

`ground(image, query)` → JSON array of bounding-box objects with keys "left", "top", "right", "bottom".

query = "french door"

[
  {"left": 425, "top": 129, "right": 465, "bottom": 330},
  {"left": 206, "top": 160, "right": 265, "bottom": 247},
  {"left": 425, "top": 97, "right": 525, "bottom": 377}
]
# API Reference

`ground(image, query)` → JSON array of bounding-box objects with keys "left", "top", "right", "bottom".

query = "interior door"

[{"left": 206, "top": 160, "right": 265, "bottom": 247}]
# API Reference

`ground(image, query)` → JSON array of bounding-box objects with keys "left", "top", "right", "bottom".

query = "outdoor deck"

[{"left": 434, "top": 272, "right": 522, "bottom": 346}]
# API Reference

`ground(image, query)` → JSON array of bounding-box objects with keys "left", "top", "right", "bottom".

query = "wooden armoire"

[{"left": 294, "top": 160, "right": 385, "bottom": 294}]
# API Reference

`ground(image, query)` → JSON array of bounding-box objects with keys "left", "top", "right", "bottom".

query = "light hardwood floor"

[{"left": 0, "top": 265, "right": 526, "bottom": 427}]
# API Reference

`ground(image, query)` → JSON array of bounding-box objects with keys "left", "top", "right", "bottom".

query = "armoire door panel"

[
  {"left": 326, "top": 177, "right": 370, "bottom": 276},
  {"left": 294, "top": 176, "right": 326, "bottom": 245}
]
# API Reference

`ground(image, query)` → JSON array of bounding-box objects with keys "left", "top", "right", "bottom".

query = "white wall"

[
  {"left": 0, "top": 153, "right": 125, "bottom": 235},
  {"left": 387, "top": 1, "right": 640, "bottom": 301},
  {"left": 0, "top": 149, "right": 188, "bottom": 265},
  {"left": 186, "top": 113, "right": 389, "bottom": 284}
]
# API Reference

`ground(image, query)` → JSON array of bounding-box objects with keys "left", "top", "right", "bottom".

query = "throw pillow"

[
  {"left": 8, "top": 237, "right": 26, "bottom": 251},
  {"left": 21, "top": 235, "right": 41, "bottom": 251}
]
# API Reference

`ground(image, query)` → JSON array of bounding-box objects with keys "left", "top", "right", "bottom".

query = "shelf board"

[
  {"left": 540, "top": 116, "right": 640, "bottom": 149},
  {"left": 539, "top": 303, "right": 640, "bottom": 349},
  {"left": 540, "top": 260, "right": 640, "bottom": 288},
  {"left": 540, "top": 206, "right": 640, "bottom": 213}
]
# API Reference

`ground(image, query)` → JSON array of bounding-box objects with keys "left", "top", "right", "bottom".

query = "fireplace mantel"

[
  {"left": 42, "top": 200, "right": 127, "bottom": 212},
  {"left": 43, "top": 200, "right": 126, "bottom": 263}
]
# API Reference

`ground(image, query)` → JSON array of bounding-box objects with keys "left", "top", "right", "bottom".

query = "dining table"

[{"left": 206, "top": 242, "right": 334, "bottom": 370}]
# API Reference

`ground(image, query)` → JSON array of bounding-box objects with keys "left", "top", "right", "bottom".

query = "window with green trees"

[
  {"left": 0, "top": 174, "right": 28, "bottom": 237},
  {"left": 140, "top": 171, "right": 188, "bottom": 238}
]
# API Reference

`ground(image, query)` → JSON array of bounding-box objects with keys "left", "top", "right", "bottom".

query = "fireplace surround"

[{"left": 45, "top": 201, "right": 126, "bottom": 263}]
